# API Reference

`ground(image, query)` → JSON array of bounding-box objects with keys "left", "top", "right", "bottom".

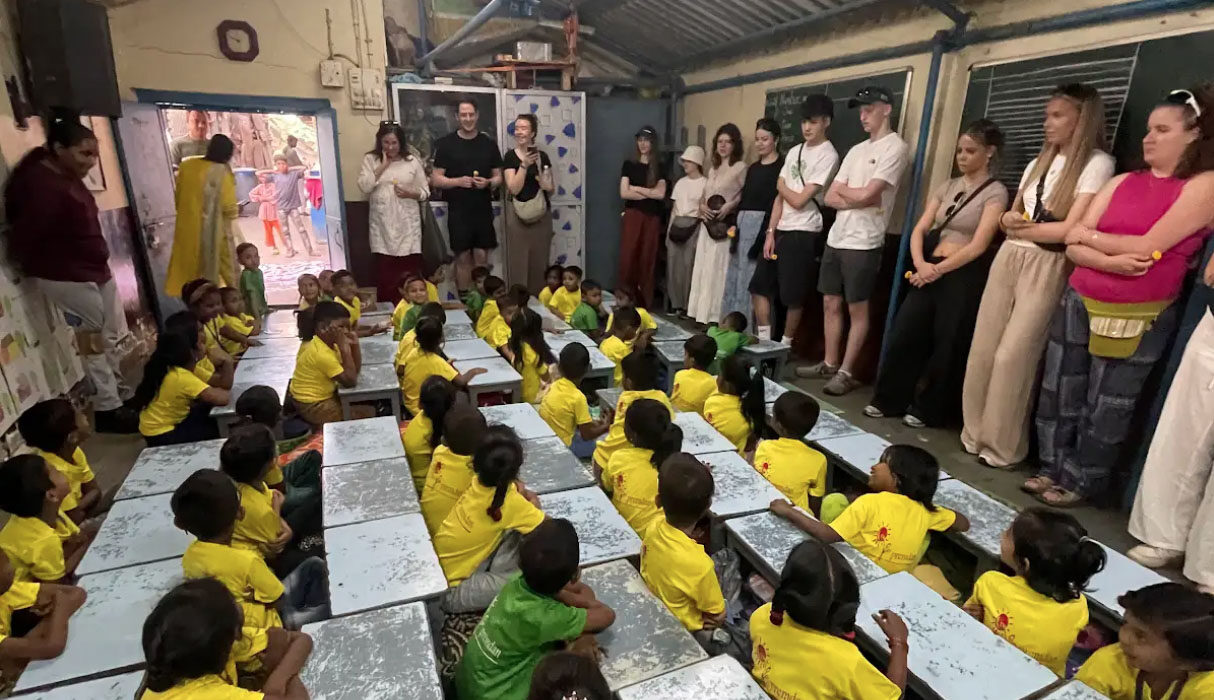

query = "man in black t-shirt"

[{"left": 432, "top": 99, "right": 504, "bottom": 291}]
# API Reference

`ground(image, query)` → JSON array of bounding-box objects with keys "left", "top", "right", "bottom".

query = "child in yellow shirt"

[
  {"left": 220, "top": 425, "right": 295, "bottom": 559},
  {"left": 394, "top": 302, "right": 445, "bottom": 368},
  {"left": 606, "top": 285, "right": 658, "bottom": 339},
  {"left": 400, "top": 318, "right": 487, "bottom": 416},
  {"left": 218, "top": 286, "right": 261, "bottom": 356},
  {"left": 134, "top": 320, "right": 231, "bottom": 447},
  {"left": 331, "top": 269, "right": 390, "bottom": 337},
  {"left": 233, "top": 386, "right": 322, "bottom": 536},
  {"left": 392, "top": 274, "right": 431, "bottom": 341},
  {"left": 750, "top": 540, "right": 907, "bottom": 700},
  {"left": 602, "top": 399, "right": 682, "bottom": 535},
  {"left": 1075, "top": 583, "right": 1214, "bottom": 700},
  {"left": 403, "top": 376, "right": 458, "bottom": 493},
  {"left": 963, "top": 507, "right": 1105, "bottom": 676},
  {"left": 548, "top": 266, "right": 583, "bottom": 322},
  {"left": 297, "top": 273, "right": 321, "bottom": 310},
  {"left": 0, "top": 455, "right": 92, "bottom": 583},
  {"left": 670, "top": 334, "right": 718, "bottom": 414},
  {"left": 703, "top": 355, "right": 766, "bottom": 455},
  {"left": 504, "top": 308, "right": 555, "bottom": 403},
  {"left": 0, "top": 549, "right": 86, "bottom": 672},
  {"left": 289, "top": 301, "right": 361, "bottom": 428},
  {"left": 140, "top": 578, "right": 313, "bottom": 699},
  {"left": 436, "top": 426, "right": 547, "bottom": 613},
  {"left": 599, "top": 306, "right": 641, "bottom": 386},
  {"left": 539, "top": 343, "right": 609, "bottom": 458},
  {"left": 420, "top": 403, "right": 488, "bottom": 533},
  {"left": 475, "top": 276, "right": 507, "bottom": 339},
  {"left": 486, "top": 292, "right": 521, "bottom": 355},
  {"left": 166, "top": 311, "right": 234, "bottom": 391},
  {"left": 771, "top": 444, "right": 970, "bottom": 575},
  {"left": 181, "top": 278, "right": 233, "bottom": 364},
  {"left": 537, "top": 264, "right": 563, "bottom": 308},
  {"left": 753, "top": 392, "right": 827, "bottom": 514},
  {"left": 18, "top": 399, "right": 106, "bottom": 523},
  {"left": 593, "top": 346, "right": 673, "bottom": 470}
]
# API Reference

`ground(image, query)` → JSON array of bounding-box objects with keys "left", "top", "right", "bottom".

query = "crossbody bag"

[{"left": 920, "top": 177, "right": 997, "bottom": 257}]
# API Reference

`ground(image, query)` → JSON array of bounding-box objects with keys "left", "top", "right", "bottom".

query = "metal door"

[{"left": 314, "top": 108, "right": 348, "bottom": 271}]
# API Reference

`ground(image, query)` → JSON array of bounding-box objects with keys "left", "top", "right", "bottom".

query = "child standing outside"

[
  {"left": 707, "top": 311, "right": 751, "bottom": 374},
  {"left": 599, "top": 306, "right": 641, "bottom": 386},
  {"left": 539, "top": 343, "right": 609, "bottom": 459},
  {"left": 602, "top": 399, "right": 682, "bottom": 535},
  {"left": 537, "top": 264, "right": 563, "bottom": 308},
  {"left": 670, "top": 334, "right": 718, "bottom": 414},
  {"left": 403, "top": 376, "right": 458, "bottom": 493},
  {"left": 0, "top": 549, "right": 86, "bottom": 678},
  {"left": 420, "top": 402, "right": 488, "bottom": 533},
  {"left": 569, "top": 279, "right": 608, "bottom": 340},
  {"left": 704, "top": 355, "right": 766, "bottom": 454},
  {"left": 455, "top": 518, "right": 616, "bottom": 700},
  {"left": 237, "top": 242, "right": 269, "bottom": 320},
  {"left": 18, "top": 399, "right": 105, "bottom": 524},
  {"left": 0, "top": 455, "right": 93, "bottom": 583},
  {"left": 753, "top": 392, "right": 827, "bottom": 514},
  {"left": 593, "top": 348, "right": 672, "bottom": 470},
  {"left": 548, "top": 266, "right": 583, "bottom": 323},
  {"left": 248, "top": 172, "right": 283, "bottom": 256},
  {"left": 289, "top": 301, "right": 360, "bottom": 428}
]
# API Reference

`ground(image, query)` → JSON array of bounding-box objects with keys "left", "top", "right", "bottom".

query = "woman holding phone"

[{"left": 503, "top": 113, "right": 556, "bottom": 292}]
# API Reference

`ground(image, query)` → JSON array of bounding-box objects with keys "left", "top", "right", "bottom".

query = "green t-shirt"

[
  {"left": 240, "top": 268, "right": 268, "bottom": 319},
  {"left": 569, "top": 302, "right": 601, "bottom": 333},
  {"left": 455, "top": 575, "right": 588, "bottom": 700},
  {"left": 463, "top": 289, "right": 485, "bottom": 321},
  {"left": 398, "top": 305, "right": 422, "bottom": 336},
  {"left": 707, "top": 325, "right": 748, "bottom": 374}
]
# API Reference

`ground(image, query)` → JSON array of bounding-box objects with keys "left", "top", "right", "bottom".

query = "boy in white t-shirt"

[
  {"left": 751, "top": 94, "right": 840, "bottom": 345},
  {"left": 802, "top": 86, "right": 909, "bottom": 396}
]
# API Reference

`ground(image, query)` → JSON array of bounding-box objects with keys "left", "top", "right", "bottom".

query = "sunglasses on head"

[
  {"left": 945, "top": 190, "right": 966, "bottom": 217},
  {"left": 1166, "top": 90, "right": 1203, "bottom": 118}
]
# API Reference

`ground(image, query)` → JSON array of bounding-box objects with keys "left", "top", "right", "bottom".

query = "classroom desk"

[
  {"left": 539, "top": 487, "right": 641, "bottom": 566},
  {"left": 12, "top": 558, "right": 181, "bottom": 694},
  {"left": 361, "top": 312, "right": 392, "bottom": 329},
  {"left": 674, "top": 412, "right": 738, "bottom": 455},
  {"left": 445, "top": 308, "right": 472, "bottom": 325},
  {"left": 521, "top": 436, "right": 595, "bottom": 494},
  {"left": 240, "top": 336, "right": 302, "bottom": 360},
  {"left": 373, "top": 301, "right": 394, "bottom": 313},
  {"left": 580, "top": 559, "right": 708, "bottom": 691},
  {"left": 762, "top": 376, "right": 787, "bottom": 404},
  {"left": 544, "top": 329, "right": 596, "bottom": 347},
  {"left": 805, "top": 410, "right": 867, "bottom": 442},
  {"left": 76, "top": 492, "right": 191, "bottom": 575},
  {"left": 932, "top": 478, "right": 1017, "bottom": 562},
  {"left": 338, "top": 363, "right": 403, "bottom": 421},
  {"left": 724, "top": 510, "right": 889, "bottom": 585},
  {"left": 322, "top": 416, "right": 405, "bottom": 468},
  {"left": 817, "top": 432, "right": 952, "bottom": 483},
  {"left": 301, "top": 602, "right": 442, "bottom": 700},
  {"left": 1087, "top": 542, "right": 1169, "bottom": 624},
  {"left": 544, "top": 332, "right": 615, "bottom": 384},
  {"left": 595, "top": 387, "right": 622, "bottom": 412},
  {"left": 325, "top": 512, "right": 447, "bottom": 616},
  {"left": 211, "top": 357, "right": 295, "bottom": 436},
  {"left": 651, "top": 317, "right": 692, "bottom": 342},
  {"left": 534, "top": 306, "right": 572, "bottom": 331},
  {"left": 616, "top": 655, "right": 768, "bottom": 700},
  {"left": 443, "top": 338, "right": 500, "bottom": 361},
  {"left": 115, "top": 439, "right": 225, "bottom": 500},
  {"left": 322, "top": 457, "right": 420, "bottom": 527},
  {"left": 1037, "top": 681, "right": 1107, "bottom": 699},
  {"left": 697, "top": 451, "right": 785, "bottom": 519},
  {"left": 445, "top": 323, "right": 477, "bottom": 341},
  {"left": 358, "top": 336, "right": 398, "bottom": 365},
  {"left": 18, "top": 671, "right": 144, "bottom": 700},
  {"left": 740, "top": 338, "right": 790, "bottom": 378},
  {"left": 854, "top": 571, "right": 1057, "bottom": 700},
  {"left": 453, "top": 357, "right": 523, "bottom": 403},
  {"left": 480, "top": 402, "right": 557, "bottom": 440},
  {"left": 653, "top": 341, "right": 685, "bottom": 390}
]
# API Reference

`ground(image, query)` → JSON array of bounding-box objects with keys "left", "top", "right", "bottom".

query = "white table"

[
  {"left": 322, "top": 457, "right": 420, "bottom": 527},
  {"left": 724, "top": 510, "right": 888, "bottom": 585},
  {"left": 674, "top": 412, "right": 738, "bottom": 455},
  {"left": 855, "top": 572, "right": 1056, "bottom": 700},
  {"left": 762, "top": 377, "right": 788, "bottom": 404},
  {"left": 539, "top": 487, "right": 641, "bottom": 565},
  {"left": 325, "top": 512, "right": 447, "bottom": 616},
  {"left": 932, "top": 478, "right": 1016, "bottom": 561},
  {"left": 595, "top": 387, "right": 623, "bottom": 412},
  {"left": 480, "top": 403, "right": 556, "bottom": 440},
  {"left": 651, "top": 317, "right": 692, "bottom": 342},
  {"left": 815, "top": 433, "right": 891, "bottom": 483},
  {"left": 77, "top": 493, "right": 191, "bottom": 575},
  {"left": 241, "top": 336, "right": 302, "bottom": 360},
  {"left": 520, "top": 437, "right": 595, "bottom": 494},
  {"left": 534, "top": 306, "right": 571, "bottom": 331},
  {"left": 1087, "top": 542, "right": 1169, "bottom": 624},
  {"left": 580, "top": 560, "right": 708, "bottom": 691},
  {"left": 805, "top": 410, "right": 867, "bottom": 442},
  {"left": 740, "top": 338, "right": 790, "bottom": 378},
  {"left": 617, "top": 655, "right": 768, "bottom": 700},
  {"left": 543, "top": 329, "right": 596, "bottom": 347},
  {"left": 443, "top": 338, "right": 500, "bottom": 361},
  {"left": 444, "top": 323, "right": 477, "bottom": 341},
  {"left": 652, "top": 341, "right": 685, "bottom": 391},
  {"left": 211, "top": 357, "right": 295, "bottom": 436},
  {"left": 373, "top": 301, "right": 394, "bottom": 313},
  {"left": 544, "top": 333, "right": 614, "bottom": 384},
  {"left": 1039, "top": 681, "right": 1107, "bottom": 699},
  {"left": 12, "top": 559, "right": 181, "bottom": 693},
  {"left": 301, "top": 602, "right": 442, "bottom": 700},
  {"left": 358, "top": 336, "right": 398, "bottom": 365},
  {"left": 453, "top": 357, "right": 522, "bottom": 403},
  {"left": 115, "top": 439, "right": 225, "bottom": 500},
  {"left": 323, "top": 416, "right": 405, "bottom": 468},
  {"left": 697, "top": 451, "right": 784, "bottom": 518},
  {"left": 17, "top": 671, "right": 144, "bottom": 700},
  {"left": 445, "top": 308, "right": 472, "bottom": 325},
  {"left": 338, "top": 363, "right": 403, "bottom": 421}
]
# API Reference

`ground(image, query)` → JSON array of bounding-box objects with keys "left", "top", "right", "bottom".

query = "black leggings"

[{"left": 143, "top": 401, "right": 219, "bottom": 447}]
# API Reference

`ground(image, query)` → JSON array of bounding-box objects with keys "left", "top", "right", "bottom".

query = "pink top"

[
  {"left": 248, "top": 183, "right": 278, "bottom": 222},
  {"left": 1070, "top": 171, "right": 1209, "bottom": 303}
]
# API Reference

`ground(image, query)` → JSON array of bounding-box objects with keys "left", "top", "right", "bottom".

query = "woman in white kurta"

[
  {"left": 358, "top": 122, "right": 430, "bottom": 303},
  {"left": 688, "top": 124, "right": 747, "bottom": 324}
]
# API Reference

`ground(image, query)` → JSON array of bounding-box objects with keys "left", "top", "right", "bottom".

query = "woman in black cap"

[{"left": 618, "top": 126, "right": 667, "bottom": 308}]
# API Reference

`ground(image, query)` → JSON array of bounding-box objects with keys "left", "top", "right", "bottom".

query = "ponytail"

[
  {"left": 473, "top": 425, "right": 524, "bottom": 522},
  {"left": 624, "top": 399, "right": 680, "bottom": 468},
  {"left": 1011, "top": 507, "right": 1108, "bottom": 602},
  {"left": 131, "top": 327, "right": 197, "bottom": 412},
  {"left": 418, "top": 376, "right": 458, "bottom": 450},
  {"left": 653, "top": 423, "right": 683, "bottom": 469},
  {"left": 720, "top": 355, "right": 767, "bottom": 445}
]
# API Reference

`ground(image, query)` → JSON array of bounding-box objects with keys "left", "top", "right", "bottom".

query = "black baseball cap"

[
  {"left": 635, "top": 125, "right": 658, "bottom": 140},
  {"left": 848, "top": 86, "right": 893, "bottom": 108},
  {"left": 800, "top": 94, "right": 834, "bottom": 121}
]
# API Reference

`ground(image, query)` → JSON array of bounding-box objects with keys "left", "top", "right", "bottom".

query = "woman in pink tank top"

[{"left": 1027, "top": 86, "right": 1214, "bottom": 508}]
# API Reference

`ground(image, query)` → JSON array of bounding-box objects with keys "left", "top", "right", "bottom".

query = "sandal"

[
  {"left": 1020, "top": 476, "right": 1055, "bottom": 495},
  {"left": 1035, "top": 486, "right": 1084, "bottom": 509}
]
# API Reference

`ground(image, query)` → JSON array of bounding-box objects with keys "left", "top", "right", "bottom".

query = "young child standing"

[
  {"left": 707, "top": 311, "right": 751, "bottom": 374},
  {"left": 602, "top": 399, "right": 682, "bottom": 535},
  {"left": 237, "top": 242, "right": 270, "bottom": 320},
  {"left": 599, "top": 306, "right": 641, "bottom": 386},
  {"left": 750, "top": 540, "right": 908, "bottom": 699},
  {"left": 403, "top": 376, "right": 459, "bottom": 493},
  {"left": 476, "top": 276, "right": 508, "bottom": 339},
  {"left": 507, "top": 308, "right": 555, "bottom": 404},
  {"left": 0, "top": 549, "right": 86, "bottom": 677},
  {"left": 539, "top": 343, "right": 609, "bottom": 459},
  {"left": 420, "top": 402, "right": 488, "bottom": 533},
  {"left": 134, "top": 324, "right": 230, "bottom": 446},
  {"left": 963, "top": 507, "right": 1107, "bottom": 676},
  {"left": 704, "top": 354, "right": 767, "bottom": 454},
  {"left": 297, "top": 273, "right": 321, "bottom": 311},
  {"left": 455, "top": 518, "right": 615, "bottom": 700},
  {"left": 569, "top": 279, "right": 608, "bottom": 340},
  {"left": 0, "top": 455, "right": 92, "bottom": 583},
  {"left": 753, "top": 392, "right": 827, "bottom": 514},
  {"left": 218, "top": 287, "right": 260, "bottom": 357},
  {"left": 18, "top": 399, "right": 104, "bottom": 524},
  {"left": 289, "top": 301, "right": 360, "bottom": 428},
  {"left": 537, "top": 264, "right": 563, "bottom": 308},
  {"left": 400, "top": 318, "right": 486, "bottom": 417},
  {"left": 670, "top": 334, "right": 718, "bottom": 414},
  {"left": 248, "top": 172, "right": 282, "bottom": 256},
  {"left": 548, "top": 266, "right": 583, "bottom": 323},
  {"left": 593, "top": 348, "right": 672, "bottom": 470}
]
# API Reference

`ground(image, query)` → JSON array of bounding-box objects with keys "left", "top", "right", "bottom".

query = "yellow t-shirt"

[
  {"left": 0, "top": 512, "right": 78, "bottom": 582},
  {"left": 749, "top": 602, "right": 902, "bottom": 700},
  {"left": 516, "top": 344, "right": 548, "bottom": 404},
  {"left": 752, "top": 438, "right": 827, "bottom": 512},
  {"left": 289, "top": 336, "right": 345, "bottom": 404},
  {"left": 402, "top": 413, "right": 434, "bottom": 493},
  {"left": 419, "top": 445, "right": 475, "bottom": 533},
  {"left": 335, "top": 295, "right": 361, "bottom": 324},
  {"left": 231, "top": 481, "right": 281, "bottom": 556},
  {"left": 640, "top": 519, "right": 725, "bottom": 632},
  {"left": 606, "top": 308, "right": 658, "bottom": 332},
  {"left": 35, "top": 448, "right": 94, "bottom": 513},
  {"left": 603, "top": 447, "right": 662, "bottom": 535},
  {"left": 476, "top": 299, "right": 500, "bottom": 338},
  {"left": 703, "top": 391, "right": 750, "bottom": 453},
  {"left": 182, "top": 540, "right": 283, "bottom": 632},
  {"left": 599, "top": 335, "right": 632, "bottom": 386},
  {"left": 0, "top": 580, "right": 40, "bottom": 645},
  {"left": 538, "top": 286, "right": 556, "bottom": 307},
  {"left": 670, "top": 368, "right": 716, "bottom": 414},
  {"left": 538, "top": 378, "right": 592, "bottom": 446},
  {"left": 194, "top": 355, "right": 216, "bottom": 384},
  {"left": 435, "top": 480, "right": 546, "bottom": 585},
  {"left": 486, "top": 316, "right": 512, "bottom": 350},
  {"left": 202, "top": 317, "right": 224, "bottom": 356},
  {"left": 1077, "top": 643, "right": 1214, "bottom": 700},
  {"left": 401, "top": 351, "right": 458, "bottom": 416},
  {"left": 829, "top": 491, "right": 957, "bottom": 574},
  {"left": 593, "top": 389, "right": 672, "bottom": 468},
  {"left": 140, "top": 675, "right": 265, "bottom": 699},
  {"left": 426, "top": 280, "right": 440, "bottom": 302},
  {"left": 394, "top": 329, "right": 419, "bottom": 367},
  {"left": 964, "top": 571, "right": 1088, "bottom": 676},
  {"left": 139, "top": 367, "right": 211, "bottom": 437},
  {"left": 550, "top": 287, "right": 581, "bottom": 322},
  {"left": 219, "top": 314, "right": 253, "bottom": 356}
]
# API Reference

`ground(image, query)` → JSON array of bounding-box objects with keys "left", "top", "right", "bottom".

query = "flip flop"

[
  {"left": 1020, "top": 476, "right": 1055, "bottom": 495},
  {"left": 1035, "top": 486, "right": 1084, "bottom": 509}
]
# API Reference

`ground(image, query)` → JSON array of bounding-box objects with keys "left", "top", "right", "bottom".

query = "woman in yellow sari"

[{"left": 166, "top": 134, "right": 240, "bottom": 296}]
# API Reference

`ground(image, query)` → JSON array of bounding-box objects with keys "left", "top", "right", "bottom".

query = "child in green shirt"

[
  {"left": 237, "top": 243, "right": 268, "bottom": 320},
  {"left": 707, "top": 311, "right": 753, "bottom": 374},
  {"left": 569, "top": 279, "right": 608, "bottom": 341},
  {"left": 462, "top": 265, "right": 490, "bottom": 322}
]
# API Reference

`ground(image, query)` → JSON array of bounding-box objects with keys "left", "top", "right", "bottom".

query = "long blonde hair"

[{"left": 1024, "top": 84, "right": 1106, "bottom": 218}]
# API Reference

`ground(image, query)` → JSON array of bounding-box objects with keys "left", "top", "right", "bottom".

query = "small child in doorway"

[
  {"left": 752, "top": 392, "right": 827, "bottom": 514},
  {"left": 297, "top": 273, "right": 322, "bottom": 311},
  {"left": 539, "top": 343, "right": 609, "bottom": 459},
  {"left": 218, "top": 287, "right": 261, "bottom": 357},
  {"left": 569, "top": 279, "right": 608, "bottom": 341},
  {"left": 0, "top": 455, "right": 95, "bottom": 584},
  {"left": 247, "top": 172, "right": 283, "bottom": 256},
  {"left": 548, "top": 266, "right": 583, "bottom": 323},
  {"left": 707, "top": 311, "right": 752, "bottom": 374},
  {"left": 237, "top": 242, "right": 270, "bottom": 320},
  {"left": 704, "top": 354, "right": 767, "bottom": 455},
  {"left": 670, "top": 334, "right": 718, "bottom": 414},
  {"left": 537, "top": 264, "right": 563, "bottom": 308},
  {"left": 599, "top": 306, "right": 641, "bottom": 387},
  {"left": 18, "top": 398, "right": 108, "bottom": 524}
]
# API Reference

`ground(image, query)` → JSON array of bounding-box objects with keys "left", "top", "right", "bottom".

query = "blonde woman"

[{"left": 961, "top": 84, "right": 1114, "bottom": 469}]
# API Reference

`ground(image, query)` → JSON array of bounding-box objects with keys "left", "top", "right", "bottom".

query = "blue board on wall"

[{"left": 763, "top": 70, "right": 910, "bottom": 160}]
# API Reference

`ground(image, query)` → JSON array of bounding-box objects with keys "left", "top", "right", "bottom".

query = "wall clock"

[{"left": 217, "top": 20, "right": 259, "bottom": 62}]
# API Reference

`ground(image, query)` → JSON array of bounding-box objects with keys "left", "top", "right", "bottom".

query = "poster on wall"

[
  {"left": 499, "top": 91, "right": 585, "bottom": 207},
  {"left": 393, "top": 84, "right": 501, "bottom": 177}
]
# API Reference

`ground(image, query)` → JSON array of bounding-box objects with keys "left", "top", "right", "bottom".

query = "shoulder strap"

[
  {"left": 1136, "top": 671, "right": 1190, "bottom": 700},
  {"left": 937, "top": 178, "right": 997, "bottom": 232}
]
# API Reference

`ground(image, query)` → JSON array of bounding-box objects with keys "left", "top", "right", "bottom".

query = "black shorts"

[
  {"left": 448, "top": 207, "right": 498, "bottom": 254},
  {"left": 747, "top": 230, "right": 822, "bottom": 308},
  {"left": 818, "top": 245, "right": 883, "bottom": 303}
]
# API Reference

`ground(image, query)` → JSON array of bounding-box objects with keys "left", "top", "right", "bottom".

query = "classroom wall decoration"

[{"left": 549, "top": 205, "right": 583, "bottom": 267}]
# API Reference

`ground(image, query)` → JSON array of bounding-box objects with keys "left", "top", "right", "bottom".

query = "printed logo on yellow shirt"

[
  {"left": 875, "top": 523, "right": 895, "bottom": 561},
  {"left": 434, "top": 460, "right": 445, "bottom": 475},
  {"left": 757, "top": 461, "right": 770, "bottom": 475},
  {"left": 614, "top": 473, "right": 626, "bottom": 489}
]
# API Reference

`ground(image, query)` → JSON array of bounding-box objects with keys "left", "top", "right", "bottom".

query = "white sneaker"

[
  {"left": 903, "top": 414, "right": 926, "bottom": 429},
  {"left": 863, "top": 405, "right": 885, "bottom": 418},
  {"left": 1126, "top": 544, "right": 1184, "bottom": 569}
]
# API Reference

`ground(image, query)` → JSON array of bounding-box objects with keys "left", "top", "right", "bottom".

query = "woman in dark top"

[
  {"left": 503, "top": 113, "right": 556, "bottom": 292},
  {"left": 730, "top": 118, "right": 783, "bottom": 320},
  {"left": 618, "top": 125, "right": 668, "bottom": 308}
]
